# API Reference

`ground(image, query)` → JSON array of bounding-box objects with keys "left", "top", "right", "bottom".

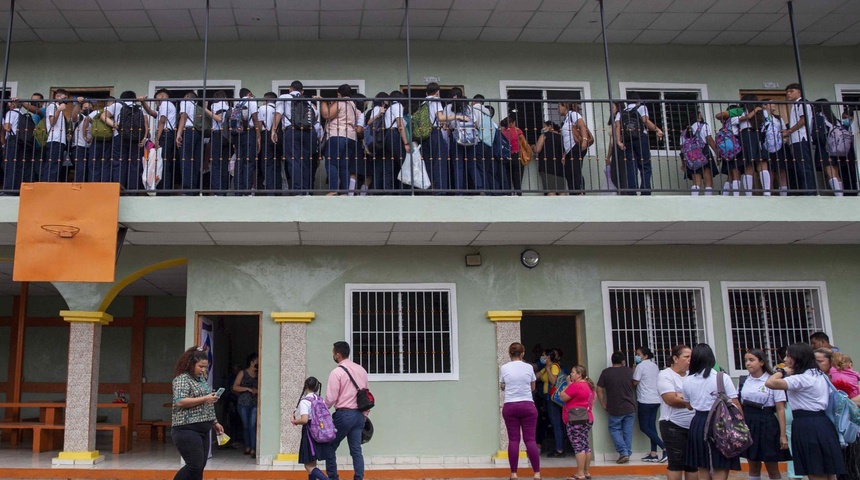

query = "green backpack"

[
  {"left": 191, "top": 104, "right": 212, "bottom": 136},
  {"left": 410, "top": 102, "right": 433, "bottom": 141},
  {"left": 90, "top": 110, "right": 113, "bottom": 140},
  {"left": 34, "top": 118, "right": 48, "bottom": 147}
]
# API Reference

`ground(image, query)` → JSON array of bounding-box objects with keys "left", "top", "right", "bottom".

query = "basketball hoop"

[{"left": 41, "top": 224, "right": 81, "bottom": 239}]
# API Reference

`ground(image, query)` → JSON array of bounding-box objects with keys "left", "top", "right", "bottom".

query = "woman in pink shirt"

[
  {"left": 830, "top": 352, "right": 860, "bottom": 398},
  {"left": 559, "top": 365, "right": 596, "bottom": 480},
  {"left": 499, "top": 116, "right": 525, "bottom": 193}
]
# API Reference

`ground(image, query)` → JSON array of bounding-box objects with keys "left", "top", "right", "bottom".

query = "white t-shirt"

[
  {"left": 45, "top": 103, "right": 66, "bottom": 144},
  {"left": 426, "top": 95, "right": 443, "bottom": 127},
  {"left": 740, "top": 372, "right": 786, "bottom": 407},
  {"left": 297, "top": 392, "right": 316, "bottom": 418},
  {"left": 614, "top": 103, "right": 649, "bottom": 134},
  {"left": 72, "top": 112, "right": 92, "bottom": 148},
  {"left": 209, "top": 100, "right": 229, "bottom": 132},
  {"left": 383, "top": 103, "right": 404, "bottom": 130},
  {"left": 789, "top": 99, "right": 813, "bottom": 144},
  {"left": 105, "top": 101, "right": 135, "bottom": 137},
  {"left": 3, "top": 109, "right": 19, "bottom": 139},
  {"left": 633, "top": 359, "right": 661, "bottom": 404},
  {"left": 499, "top": 360, "right": 536, "bottom": 404},
  {"left": 657, "top": 367, "right": 694, "bottom": 428},
  {"left": 682, "top": 370, "right": 737, "bottom": 411},
  {"left": 784, "top": 369, "right": 829, "bottom": 411},
  {"left": 561, "top": 111, "right": 584, "bottom": 154},
  {"left": 257, "top": 103, "right": 276, "bottom": 131},
  {"left": 158, "top": 102, "right": 177, "bottom": 131},
  {"left": 239, "top": 96, "right": 259, "bottom": 129},
  {"left": 179, "top": 100, "right": 196, "bottom": 129}
]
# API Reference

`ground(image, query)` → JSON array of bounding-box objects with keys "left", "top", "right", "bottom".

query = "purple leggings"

[{"left": 502, "top": 401, "right": 541, "bottom": 473}]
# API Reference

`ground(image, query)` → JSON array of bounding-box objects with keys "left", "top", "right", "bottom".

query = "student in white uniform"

[
  {"left": 657, "top": 345, "right": 696, "bottom": 480},
  {"left": 234, "top": 88, "right": 261, "bottom": 194},
  {"left": 420, "top": 82, "right": 470, "bottom": 193},
  {"left": 682, "top": 343, "right": 741, "bottom": 479},
  {"left": 70, "top": 99, "right": 94, "bottom": 183},
  {"left": 272, "top": 81, "right": 318, "bottom": 194},
  {"left": 633, "top": 346, "right": 666, "bottom": 463},
  {"left": 207, "top": 91, "right": 230, "bottom": 193},
  {"left": 559, "top": 102, "right": 590, "bottom": 193},
  {"left": 101, "top": 90, "right": 148, "bottom": 190},
  {"left": 717, "top": 95, "right": 767, "bottom": 196},
  {"left": 613, "top": 92, "right": 664, "bottom": 195},
  {"left": 40, "top": 88, "right": 69, "bottom": 182},
  {"left": 257, "top": 92, "right": 279, "bottom": 193},
  {"left": 739, "top": 349, "right": 791, "bottom": 480},
  {"left": 766, "top": 343, "right": 846, "bottom": 479},
  {"left": 2, "top": 98, "right": 23, "bottom": 191},
  {"left": 781, "top": 84, "right": 818, "bottom": 195},
  {"left": 679, "top": 110, "right": 719, "bottom": 196},
  {"left": 152, "top": 89, "right": 178, "bottom": 191},
  {"left": 176, "top": 91, "right": 202, "bottom": 194}
]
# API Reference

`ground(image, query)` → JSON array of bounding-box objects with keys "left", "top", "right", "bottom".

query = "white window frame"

[
  {"left": 618, "top": 82, "right": 711, "bottom": 156},
  {"left": 601, "top": 281, "right": 715, "bottom": 368},
  {"left": 1, "top": 81, "right": 18, "bottom": 98},
  {"left": 721, "top": 281, "right": 832, "bottom": 378},
  {"left": 835, "top": 84, "right": 860, "bottom": 155},
  {"left": 147, "top": 80, "right": 242, "bottom": 99},
  {"left": 272, "top": 79, "right": 365, "bottom": 96},
  {"left": 345, "top": 283, "right": 459, "bottom": 382}
]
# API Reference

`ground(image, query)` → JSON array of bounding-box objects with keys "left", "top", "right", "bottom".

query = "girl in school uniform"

[
  {"left": 682, "top": 343, "right": 741, "bottom": 480},
  {"left": 766, "top": 343, "right": 847, "bottom": 480},
  {"left": 680, "top": 110, "right": 719, "bottom": 196},
  {"left": 291, "top": 376, "right": 329, "bottom": 480},
  {"left": 740, "top": 349, "right": 791, "bottom": 480}
]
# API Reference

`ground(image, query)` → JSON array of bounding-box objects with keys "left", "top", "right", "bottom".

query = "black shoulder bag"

[{"left": 340, "top": 365, "right": 375, "bottom": 411}]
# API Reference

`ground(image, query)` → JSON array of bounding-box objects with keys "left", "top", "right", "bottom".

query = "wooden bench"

[
  {"left": 0, "top": 422, "right": 128, "bottom": 454},
  {"left": 151, "top": 421, "right": 171, "bottom": 443}
]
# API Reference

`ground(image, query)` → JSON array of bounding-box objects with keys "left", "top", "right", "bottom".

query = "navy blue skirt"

[
  {"left": 792, "top": 410, "right": 847, "bottom": 475},
  {"left": 298, "top": 424, "right": 326, "bottom": 464},
  {"left": 686, "top": 410, "right": 741, "bottom": 470},
  {"left": 741, "top": 406, "right": 791, "bottom": 462}
]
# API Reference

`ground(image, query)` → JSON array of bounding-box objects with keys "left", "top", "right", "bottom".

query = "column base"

[
  {"left": 494, "top": 450, "right": 528, "bottom": 460},
  {"left": 272, "top": 452, "right": 299, "bottom": 465},
  {"left": 53, "top": 450, "right": 105, "bottom": 465}
]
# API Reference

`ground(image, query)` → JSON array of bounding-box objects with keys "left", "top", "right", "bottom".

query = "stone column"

[
  {"left": 53, "top": 310, "right": 113, "bottom": 465},
  {"left": 487, "top": 310, "right": 523, "bottom": 463},
  {"left": 271, "top": 312, "right": 315, "bottom": 465}
]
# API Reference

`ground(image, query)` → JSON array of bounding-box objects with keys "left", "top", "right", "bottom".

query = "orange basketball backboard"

[{"left": 13, "top": 183, "right": 120, "bottom": 282}]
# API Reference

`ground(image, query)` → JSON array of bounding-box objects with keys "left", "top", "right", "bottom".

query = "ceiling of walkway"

[
  {"left": 0, "top": 261, "right": 187, "bottom": 297},
  {"left": 2, "top": 0, "right": 859, "bottom": 46}
]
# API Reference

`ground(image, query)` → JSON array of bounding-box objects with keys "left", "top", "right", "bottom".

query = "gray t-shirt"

[{"left": 597, "top": 365, "right": 636, "bottom": 416}]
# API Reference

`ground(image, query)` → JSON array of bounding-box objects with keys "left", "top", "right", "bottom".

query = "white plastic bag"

[
  {"left": 142, "top": 145, "right": 163, "bottom": 191},
  {"left": 397, "top": 143, "right": 432, "bottom": 189},
  {"left": 604, "top": 164, "right": 617, "bottom": 192}
]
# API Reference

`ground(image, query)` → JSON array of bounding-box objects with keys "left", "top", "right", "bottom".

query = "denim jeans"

[
  {"left": 286, "top": 128, "right": 317, "bottom": 192},
  {"left": 237, "top": 404, "right": 257, "bottom": 451},
  {"left": 637, "top": 402, "right": 665, "bottom": 452},
  {"left": 325, "top": 136, "right": 353, "bottom": 191},
  {"left": 608, "top": 412, "right": 635, "bottom": 457},
  {"left": 546, "top": 398, "right": 565, "bottom": 453},
  {"left": 326, "top": 409, "right": 366, "bottom": 480},
  {"left": 111, "top": 136, "right": 142, "bottom": 190},
  {"left": 39, "top": 141, "right": 65, "bottom": 182}
]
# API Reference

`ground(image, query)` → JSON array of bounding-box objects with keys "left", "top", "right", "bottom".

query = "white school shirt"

[
  {"left": 427, "top": 95, "right": 443, "bottom": 127},
  {"left": 740, "top": 372, "right": 786, "bottom": 407},
  {"left": 239, "top": 96, "right": 259, "bottom": 129},
  {"left": 614, "top": 103, "right": 649, "bottom": 134},
  {"left": 657, "top": 368, "right": 695, "bottom": 428},
  {"left": 789, "top": 99, "right": 814, "bottom": 144},
  {"left": 72, "top": 112, "right": 92, "bottom": 148},
  {"left": 784, "top": 369, "right": 829, "bottom": 411},
  {"left": 561, "top": 111, "right": 584, "bottom": 154},
  {"left": 209, "top": 101, "right": 230, "bottom": 132},
  {"left": 3, "top": 109, "right": 19, "bottom": 139},
  {"left": 682, "top": 370, "right": 737, "bottom": 411},
  {"left": 158, "top": 102, "right": 177, "bottom": 131},
  {"left": 105, "top": 101, "right": 135, "bottom": 138},
  {"left": 275, "top": 91, "right": 308, "bottom": 128},
  {"left": 257, "top": 103, "right": 276, "bottom": 131},
  {"left": 179, "top": 100, "right": 196, "bottom": 129},
  {"left": 45, "top": 103, "right": 66, "bottom": 144},
  {"left": 297, "top": 393, "right": 315, "bottom": 418},
  {"left": 383, "top": 103, "right": 403, "bottom": 129},
  {"left": 499, "top": 360, "right": 536, "bottom": 404},
  {"left": 633, "top": 359, "right": 662, "bottom": 404},
  {"left": 739, "top": 108, "right": 770, "bottom": 131},
  {"left": 355, "top": 107, "right": 366, "bottom": 129}
]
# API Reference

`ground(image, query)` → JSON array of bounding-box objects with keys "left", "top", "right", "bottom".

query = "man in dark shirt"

[{"left": 597, "top": 351, "right": 636, "bottom": 464}]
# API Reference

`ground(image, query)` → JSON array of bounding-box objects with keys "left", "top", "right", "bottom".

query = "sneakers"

[
  {"left": 616, "top": 455, "right": 629, "bottom": 464},
  {"left": 641, "top": 454, "right": 659, "bottom": 463},
  {"left": 659, "top": 451, "right": 668, "bottom": 463}
]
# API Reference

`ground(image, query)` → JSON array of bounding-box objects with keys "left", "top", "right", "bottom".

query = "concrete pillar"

[
  {"left": 271, "top": 312, "right": 315, "bottom": 465},
  {"left": 487, "top": 310, "right": 523, "bottom": 463}
]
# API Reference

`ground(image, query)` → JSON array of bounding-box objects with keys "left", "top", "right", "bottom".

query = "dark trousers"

[
  {"left": 326, "top": 409, "right": 366, "bottom": 480},
  {"left": 111, "top": 136, "right": 143, "bottom": 190},
  {"left": 72, "top": 145, "right": 89, "bottom": 183},
  {"left": 2, "top": 139, "right": 27, "bottom": 191},
  {"left": 235, "top": 131, "right": 257, "bottom": 192},
  {"left": 501, "top": 153, "right": 523, "bottom": 193},
  {"left": 374, "top": 130, "right": 403, "bottom": 191},
  {"left": 259, "top": 131, "right": 280, "bottom": 192},
  {"left": 622, "top": 133, "right": 652, "bottom": 195},
  {"left": 172, "top": 424, "right": 210, "bottom": 480},
  {"left": 286, "top": 128, "right": 316, "bottom": 193},
  {"left": 563, "top": 146, "right": 585, "bottom": 192},
  {"left": 467, "top": 143, "right": 488, "bottom": 191},
  {"left": 39, "top": 141, "right": 66, "bottom": 182},
  {"left": 638, "top": 402, "right": 665, "bottom": 452},
  {"left": 325, "top": 136, "right": 353, "bottom": 191},
  {"left": 180, "top": 128, "right": 202, "bottom": 194},
  {"left": 89, "top": 139, "right": 112, "bottom": 182},
  {"left": 422, "top": 128, "right": 448, "bottom": 191},
  {"left": 787, "top": 140, "right": 818, "bottom": 195},
  {"left": 209, "top": 134, "right": 230, "bottom": 193}
]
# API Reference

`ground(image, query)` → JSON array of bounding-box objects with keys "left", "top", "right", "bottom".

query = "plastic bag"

[
  {"left": 397, "top": 143, "right": 432, "bottom": 189},
  {"left": 141, "top": 141, "right": 163, "bottom": 191}
]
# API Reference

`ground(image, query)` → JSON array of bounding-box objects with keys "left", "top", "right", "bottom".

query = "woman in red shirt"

[
  {"left": 559, "top": 365, "right": 596, "bottom": 480},
  {"left": 500, "top": 116, "right": 525, "bottom": 193}
]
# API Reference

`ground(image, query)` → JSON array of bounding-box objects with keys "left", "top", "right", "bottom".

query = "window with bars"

[
  {"left": 506, "top": 88, "right": 584, "bottom": 144},
  {"left": 347, "top": 284, "right": 458, "bottom": 381},
  {"left": 724, "top": 285, "right": 827, "bottom": 375},
  {"left": 621, "top": 84, "right": 707, "bottom": 152},
  {"left": 605, "top": 285, "right": 709, "bottom": 369}
]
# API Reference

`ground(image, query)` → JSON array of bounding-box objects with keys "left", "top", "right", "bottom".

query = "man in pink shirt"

[{"left": 324, "top": 341, "right": 370, "bottom": 480}]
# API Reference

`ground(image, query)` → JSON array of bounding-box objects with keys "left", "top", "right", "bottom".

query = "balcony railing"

[{"left": 1, "top": 96, "right": 858, "bottom": 197}]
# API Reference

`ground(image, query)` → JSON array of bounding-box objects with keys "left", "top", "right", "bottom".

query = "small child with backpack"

[
  {"left": 761, "top": 102, "right": 790, "bottom": 196},
  {"left": 291, "top": 376, "right": 335, "bottom": 480},
  {"left": 812, "top": 100, "right": 845, "bottom": 196},
  {"left": 679, "top": 110, "right": 719, "bottom": 196}
]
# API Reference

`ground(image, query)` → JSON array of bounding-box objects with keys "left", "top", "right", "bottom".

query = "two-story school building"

[{"left": 2, "top": 0, "right": 860, "bottom": 475}]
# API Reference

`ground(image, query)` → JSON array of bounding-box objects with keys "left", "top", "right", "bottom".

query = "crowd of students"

[
  {"left": 500, "top": 332, "right": 860, "bottom": 480},
  {"left": 0, "top": 81, "right": 855, "bottom": 196}
]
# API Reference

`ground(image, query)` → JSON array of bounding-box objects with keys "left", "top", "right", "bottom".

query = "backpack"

[
  {"left": 119, "top": 104, "right": 146, "bottom": 142},
  {"left": 827, "top": 124, "right": 853, "bottom": 158},
  {"left": 34, "top": 118, "right": 48, "bottom": 148},
  {"left": 306, "top": 393, "right": 337, "bottom": 443},
  {"left": 824, "top": 374, "right": 860, "bottom": 447},
  {"left": 619, "top": 106, "right": 643, "bottom": 138},
  {"left": 475, "top": 108, "right": 495, "bottom": 147},
  {"left": 364, "top": 109, "right": 386, "bottom": 154},
  {"left": 715, "top": 121, "right": 742, "bottom": 161},
  {"left": 411, "top": 102, "right": 433, "bottom": 141},
  {"left": 90, "top": 110, "right": 114, "bottom": 141},
  {"left": 191, "top": 104, "right": 212, "bottom": 136},
  {"left": 812, "top": 112, "right": 830, "bottom": 150},
  {"left": 16, "top": 111, "right": 37, "bottom": 146},
  {"left": 492, "top": 127, "right": 512, "bottom": 160},
  {"left": 680, "top": 124, "right": 708, "bottom": 171},
  {"left": 704, "top": 372, "right": 753, "bottom": 459},
  {"left": 221, "top": 101, "right": 247, "bottom": 138},
  {"left": 452, "top": 109, "right": 478, "bottom": 146},
  {"left": 761, "top": 118, "right": 783, "bottom": 154},
  {"left": 291, "top": 97, "right": 314, "bottom": 130}
]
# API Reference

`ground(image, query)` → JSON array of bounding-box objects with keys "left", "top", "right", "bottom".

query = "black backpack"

[
  {"left": 619, "top": 107, "right": 643, "bottom": 138},
  {"left": 119, "top": 104, "right": 147, "bottom": 142},
  {"left": 291, "top": 97, "right": 314, "bottom": 130},
  {"left": 812, "top": 112, "right": 830, "bottom": 150},
  {"left": 364, "top": 110, "right": 386, "bottom": 154},
  {"left": 17, "top": 111, "right": 36, "bottom": 146}
]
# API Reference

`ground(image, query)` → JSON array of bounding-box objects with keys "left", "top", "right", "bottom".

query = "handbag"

[
  {"left": 340, "top": 365, "right": 375, "bottom": 411},
  {"left": 567, "top": 407, "right": 589, "bottom": 425},
  {"left": 518, "top": 135, "right": 533, "bottom": 166},
  {"left": 550, "top": 373, "right": 569, "bottom": 407}
]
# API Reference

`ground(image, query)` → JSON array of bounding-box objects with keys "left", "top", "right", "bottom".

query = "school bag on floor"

[
  {"left": 680, "top": 124, "right": 708, "bottom": 170},
  {"left": 704, "top": 371, "right": 753, "bottom": 458},
  {"left": 824, "top": 374, "right": 860, "bottom": 447},
  {"left": 307, "top": 393, "right": 337, "bottom": 443},
  {"left": 715, "top": 121, "right": 742, "bottom": 161},
  {"left": 827, "top": 123, "right": 853, "bottom": 157}
]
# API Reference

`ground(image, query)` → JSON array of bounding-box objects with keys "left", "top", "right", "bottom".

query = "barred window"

[
  {"left": 723, "top": 283, "right": 829, "bottom": 376},
  {"left": 619, "top": 83, "right": 710, "bottom": 153},
  {"left": 347, "top": 284, "right": 458, "bottom": 381},
  {"left": 604, "top": 282, "right": 711, "bottom": 369}
]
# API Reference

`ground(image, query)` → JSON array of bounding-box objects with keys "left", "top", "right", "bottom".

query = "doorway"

[
  {"left": 196, "top": 312, "right": 261, "bottom": 462},
  {"left": 520, "top": 310, "right": 583, "bottom": 455}
]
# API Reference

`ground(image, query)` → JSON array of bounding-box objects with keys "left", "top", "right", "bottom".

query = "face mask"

[
  {"left": 540, "top": 356, "right": 547, "bottom": 364},
  {"left": 82, "top": 109, "right": 92, "bottom": 115},
  {"left": 634, "top": 355, "right": 642, "bottom": 364},
  {"left": 843, "top": 119, "right": 852, "bottom": 129}
]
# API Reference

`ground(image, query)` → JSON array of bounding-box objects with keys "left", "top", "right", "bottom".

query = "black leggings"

[{"left": 172, "top": 422, "right": 211, "bottom": 480}]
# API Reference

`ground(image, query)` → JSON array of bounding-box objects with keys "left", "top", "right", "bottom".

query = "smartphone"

[{"left": 214, "top": 387, "right": 225, "bottom": 397}]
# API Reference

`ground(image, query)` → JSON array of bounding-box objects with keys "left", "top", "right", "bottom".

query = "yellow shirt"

[{"left": 539, "top": 364, "right": 561, "bottom": 394}]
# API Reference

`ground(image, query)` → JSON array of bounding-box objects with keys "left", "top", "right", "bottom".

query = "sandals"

[{"left": 566, "top": 476, "right": 586, "bottom": 480}]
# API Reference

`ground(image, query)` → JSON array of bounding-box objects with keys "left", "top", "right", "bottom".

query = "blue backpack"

[
  {"left": 492, "top": 128, "right": 512, "bottom": 160},
  {"left": 715, "top": 121, "right": 741, "bottom": 161},
  {"left": 824, "top": 374, "right": 860, "bottom": 447},
  {"left": 221, "top": 100, "right": 248, "bottom": 139}
]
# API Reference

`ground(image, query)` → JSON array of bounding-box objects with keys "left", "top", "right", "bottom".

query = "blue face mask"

[
  {"left": 633, "top": 355, "right": 642, "bottom": 364},
  {"left": 843, "top": 119, "right": 852, "bottom": 129}
]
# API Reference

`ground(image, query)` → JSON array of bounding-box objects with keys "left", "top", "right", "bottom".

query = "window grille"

[
  {"left": 347, "top": 284, "right": 458, "bottom": 381},
  {"left": 627, "top": 90, "right": 701, "bottom": 152},
  {"left": 725, "top": 286, "right": 826, "bottom": 374},
  {"left": 607, "top": 286, "right": 708, "bottom": 369}
]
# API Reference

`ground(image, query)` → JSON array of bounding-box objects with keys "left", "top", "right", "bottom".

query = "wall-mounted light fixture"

[
  {"left": 521, "top": 249, "right": 540, "bottom": 269},
  {"left": 465, "top": 254, "right": 482, "bottom": 267}
]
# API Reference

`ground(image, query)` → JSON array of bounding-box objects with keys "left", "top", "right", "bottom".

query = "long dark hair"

[
  {"left": 173, "top": 346, "right": 208, "bottom": 378},
  {"left": 296, "top": 376, "right": 322, "bottom": 409},
  {"left": 745, "top": 348, "right": 774, "bottom": 375},
  {"left": 786, "top": 343, "right": 817, "bottom": 375},
  {"left": 689, "top": 343, "right": 716, "bottom": 378},
  {"left": 814, "top": 98, "right": 839, "bottom": 124},
  {"left": 450, "top": 87, "right": 468, "bottom": 115}
]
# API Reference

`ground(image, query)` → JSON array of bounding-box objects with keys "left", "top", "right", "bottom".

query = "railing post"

[
  {"left": 199, "top": 0, "right": 210, "bottom": 195},
  {"left": 1, "top": 0, "right": 15, "bottom": 105},
  {"left": 404, "top": 0, "right": 414, "bottom": 194},
  {"left": 599, "top": 0, "right": 623, "bottom": 193},
  {"left": 787, "top": 1, "right": 806, "bottom": 99}
]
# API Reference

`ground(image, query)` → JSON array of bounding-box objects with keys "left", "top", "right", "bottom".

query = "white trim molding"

[{"left": 147, "top": 80, "right": 243, "bottom": 99}]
